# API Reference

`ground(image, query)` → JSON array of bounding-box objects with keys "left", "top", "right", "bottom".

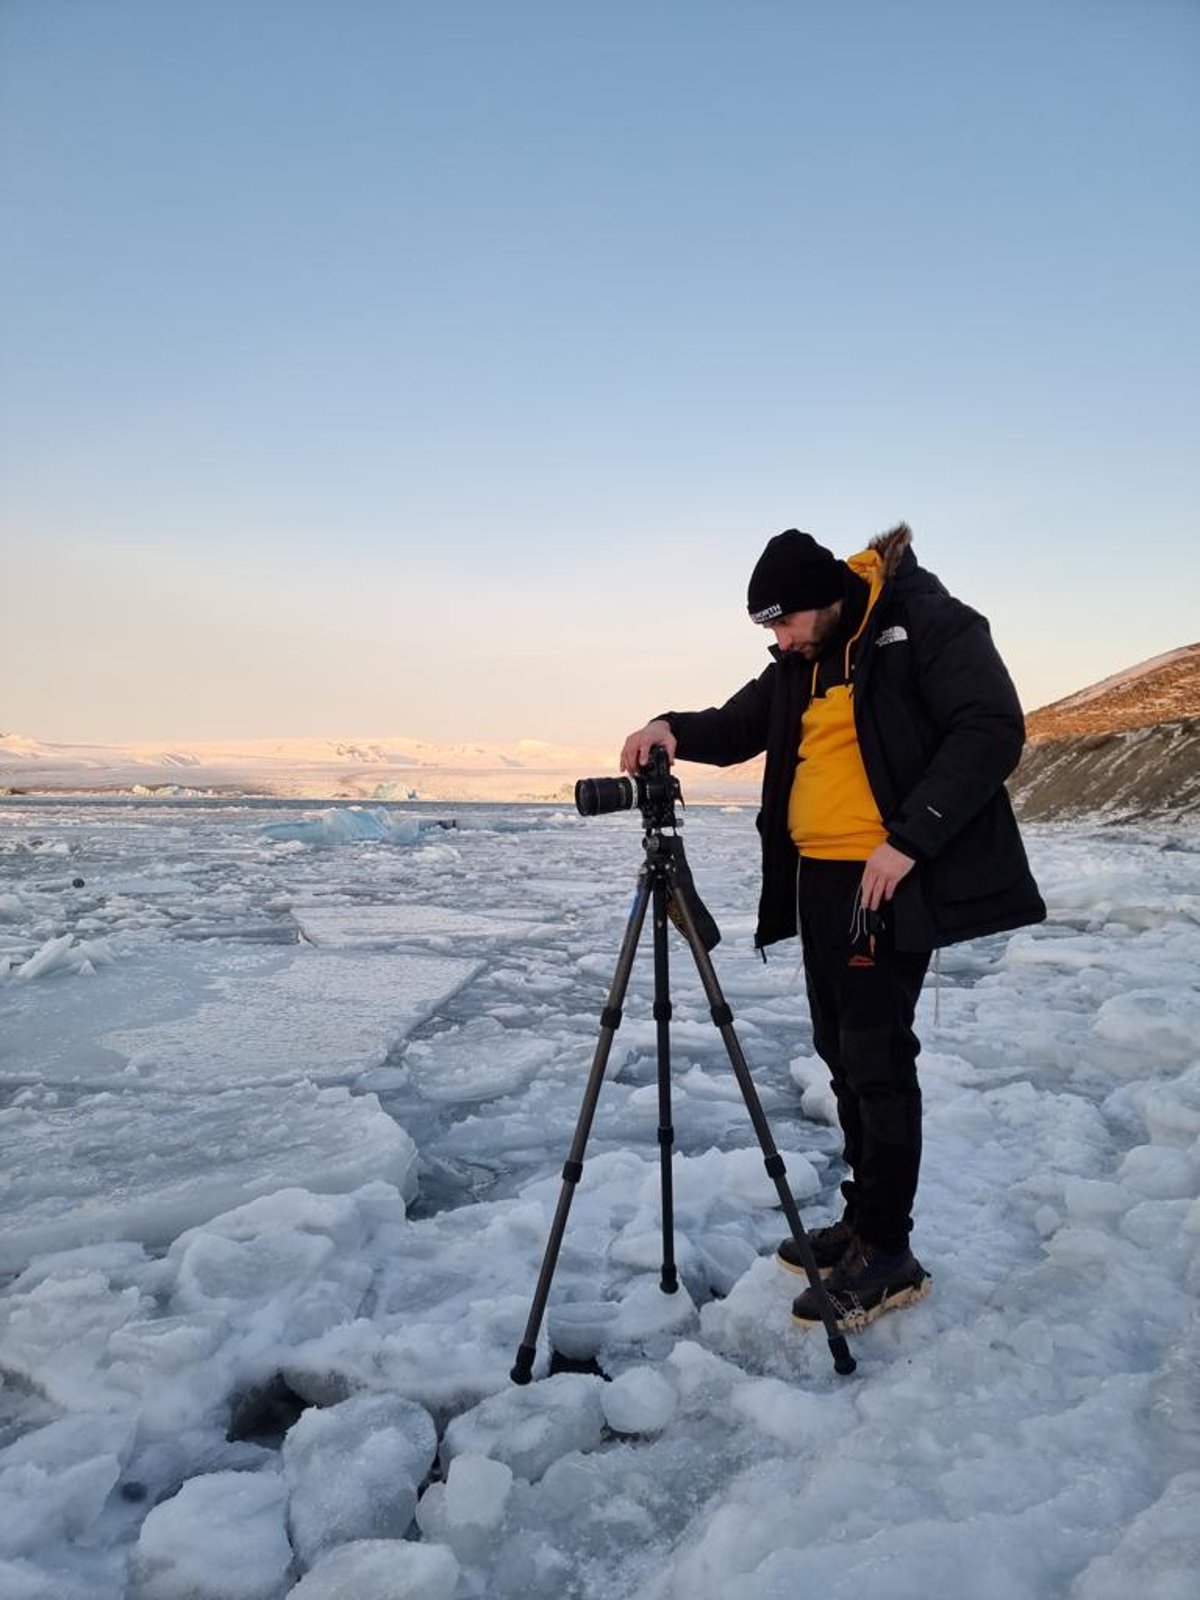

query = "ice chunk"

[
  {"left": 546, "top": 1301, "right": 621, "bottom": 1360},
  {"left": 675, "top": 1064, "right": 784, "bottom": 1107},
  {"left": 415, "top": 1453, "right": 514, "bottom": 1562},
  {"left": 1121, "top": 1199, "right": 1192, "bottom": 1253},
  {"left": 261, "top": 809, "right": 422, "bottom": 846},
  {"left": 670, "top": 1144, "right": 820, "bottom": 1213},
  {"left": 729, "top": 1373, "right": 858, "bottom": 1448},
  {"left": 0, "top": 1260, "right": 148, "bottom": 1412},
  {"left": 0, "top": 1557, "right": 107, "bottom": 1600},
  {"left": 788, "top": 1054, "right": 838, "bottom": 1125},
  {"left": 442, "top": 1451, "right": 513, "bottom": 1529},
  {"left": 1068, "top": 1471, "right": 1200, "bottom": 1599},
  {"left": 178, "top": 1229, "right": 336, "bottom": 1312},
  {"left": 607, "top": 1274, "right": 699, "bottom": 1353},
  {"left": 173, "top": 1184, "right": 394, "bottom": 1256},
  {"left": 286, "top": 1540, "right": 459, "bottom": 1600},
  {"left": 132, "top": 1470, "right": 292, "bottom": 1600},
  {"left": 145, "top": 1186, "right": 396, "bottom": 1381},
  {"left": 699, "top": 1256, "right": 841, "bottom": 1380},
  {"left": 1062, "top": 1178, "right": 1132, "bottom": 1226},
  {"left": 0, "top": 1414, "right": 136, "bottom": 1558},
  {"left": 12, "top": 934, "right": 92, "bottom": 982},
  {"left": 281, "top": 1393, "right": 437, "bottom": 1566},
  {"left": 695, "top": 1232, "right": 759, "bottom": 1296},
  {"left": 1110, "top": 1065, "right": 1200, "bottom": 1148},
  {"left": 442, "top": 1372, "right": 605, "bottom": 1482},
  {"left": 105, "top": 948, "right": 481, "bottom": 1089},
  {"left": 0, "top": 1086, "right": 416, "bottom": 1274},
  {"left": 404, "top": 1023, "right": 559, "bottom": 1103},
  {"left": 601, "top": 1366, "right": 678, "bottom": 1435},
  {"left": 1150, "top": 1314, "right": 1200, "bottom": 1459},
  {"left": 292, "top": 903, "right": 547, "bottom": 946},
  {"left": 1116, "top": 1144, "right": 1198, "bottom": 1201},
  {"left": 1093, "top": 989, "right": 1200, "bottom": 1058},
  {"left": 532, "top": 1451, "right": 639, "bottom": 1536}
]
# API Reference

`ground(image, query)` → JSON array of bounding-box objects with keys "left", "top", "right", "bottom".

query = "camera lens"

[{"left": 575, "top": 776, "right": 635, "bottom": 817}]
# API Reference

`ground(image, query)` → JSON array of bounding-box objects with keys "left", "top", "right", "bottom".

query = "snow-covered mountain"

[
  {"left": 5, "top": 644, "right": 1197, "bottom": 817},
  {"left": 1012, "top": 643, "right": 1200, "bottom": 823},
  {"left": 0, "top": 733, "right": 761, "bottom": 804}
]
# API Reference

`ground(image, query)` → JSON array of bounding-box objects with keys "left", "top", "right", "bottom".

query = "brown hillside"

[
  {"left": 1012, "top": 643, "right": 1200, "bottom": 822},
  {"left": 1025, "top": 643, "right": 1200, "bottom": 741}
]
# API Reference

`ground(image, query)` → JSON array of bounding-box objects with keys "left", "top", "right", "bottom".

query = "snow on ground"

[{"left": 0, "top": 800, "right": 1198, "bottom": 1598}]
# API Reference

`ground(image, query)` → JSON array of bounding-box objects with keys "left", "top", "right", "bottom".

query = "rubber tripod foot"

[
  {"left": 830, "top": 1336, "right": 857, "bottom": 1375},
  {"left": 510, "top": 1344, "right": 537, "bottom": 1385}
]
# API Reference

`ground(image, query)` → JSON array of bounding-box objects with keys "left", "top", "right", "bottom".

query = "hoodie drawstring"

[{"left": 932, "top": 946, "right": 941, "bottom": 1027}]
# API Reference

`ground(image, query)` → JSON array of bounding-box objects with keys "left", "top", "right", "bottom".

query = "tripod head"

[
  {"left": 633, "top": 744, "right": 682, "bottom": 831},
  {"left": 575, "top": 744, "right": 717, "bottom": 946},
  {"left": 575, "top": 745, "right": 682, "bottom": 831}
]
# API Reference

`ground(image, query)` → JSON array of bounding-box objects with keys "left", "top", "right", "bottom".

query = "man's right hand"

[{"left": 620, "top": 720, "right": 677, "bottom": 776}]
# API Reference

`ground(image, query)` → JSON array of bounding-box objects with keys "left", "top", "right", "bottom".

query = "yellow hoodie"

[{"left": 788, "top": 547, "right": 887, "bottom": 860}]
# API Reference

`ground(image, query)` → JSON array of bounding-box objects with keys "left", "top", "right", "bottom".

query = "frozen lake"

[{"left": 1, "top": 798, "right": 1198, "bottom": 1599}]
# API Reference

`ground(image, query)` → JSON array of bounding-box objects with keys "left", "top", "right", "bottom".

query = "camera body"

[{"left": 575, "top": 744, "right": 681, "bottom": 828}]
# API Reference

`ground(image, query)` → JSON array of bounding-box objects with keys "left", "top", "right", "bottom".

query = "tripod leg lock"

[
  {"left": 709, "top": 1002, "right": 734, "bottom": 1027},
  {"left": 600, "top": 1005, "right": 623, "bottom": 1030},
  {"left": 657, "top": 1125, "right": 674, "bottom": 1147},
  {"left": 763, "top": 1153, "right": 786, "bottom": 1180},
  {"left": 562, "top": 1159, "right": 584, "bottom": 1184},
  {"left": 653, "top": 999, "right": 672, "bottom": 1022}
]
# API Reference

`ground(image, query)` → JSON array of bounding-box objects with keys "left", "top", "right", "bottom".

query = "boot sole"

[{"left": 791, "top": 1273, "right": 932, "bottom": 1333}]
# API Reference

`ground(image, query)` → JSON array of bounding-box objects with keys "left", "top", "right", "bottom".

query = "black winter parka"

[{"left": 663, "top": 527, "right": 1046, "bottom": 953}]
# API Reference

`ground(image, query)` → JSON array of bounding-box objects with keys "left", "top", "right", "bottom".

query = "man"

[{"left": 620, "top": 524, "right": 1044, "bottom": 1332}]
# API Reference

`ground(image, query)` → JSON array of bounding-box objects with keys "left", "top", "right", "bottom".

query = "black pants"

[{"left": 798, "top": 857, "right": 931, "bottom": 1255}]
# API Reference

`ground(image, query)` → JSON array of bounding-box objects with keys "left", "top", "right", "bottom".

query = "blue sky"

[{"left": 2, "top": 0, "right": 1197, "bottom": 745}]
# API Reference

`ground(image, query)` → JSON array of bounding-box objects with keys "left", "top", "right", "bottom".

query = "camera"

[{"left": 575, "top": 744, "right": 681, "bottom": 827}]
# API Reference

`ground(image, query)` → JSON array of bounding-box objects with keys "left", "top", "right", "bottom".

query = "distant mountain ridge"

[
  {"left": 5, "top": 645, "right": 1198, "bottom": 818},
  {"left": 0, "top": 733, "right": 759, "bottom": 804},
  {"left": 1012, "top": 642, "right": 1200, "bottom": 823}
]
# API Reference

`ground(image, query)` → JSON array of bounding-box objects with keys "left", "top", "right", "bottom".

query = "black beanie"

[{"left": 746, "top": 529, "right": 846, "bottom": 623}]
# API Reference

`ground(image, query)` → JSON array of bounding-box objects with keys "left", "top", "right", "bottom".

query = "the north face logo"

[{"left": 876, "top": 625, "right": 908, "bottom": 647}]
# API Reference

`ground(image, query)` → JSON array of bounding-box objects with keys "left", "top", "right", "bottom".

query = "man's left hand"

[{"left": 860, "top": 842, "right": 916, "bottom": 912}]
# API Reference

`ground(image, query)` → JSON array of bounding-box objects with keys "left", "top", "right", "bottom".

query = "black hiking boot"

[
  {"left": 791, "top": 1241, "right": 931, "bottom": 1332},
  {"left": 775, "top": 1218, "right": 858, "bottom": 1279}
]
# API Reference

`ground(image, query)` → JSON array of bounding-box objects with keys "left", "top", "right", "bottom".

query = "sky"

[{"left": 1, "top": 0, "right": 1198, "bottom": 748}]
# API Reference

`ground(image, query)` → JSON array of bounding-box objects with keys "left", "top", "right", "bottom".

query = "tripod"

[{"left": 510, "top": 816, "right": 856, "bottom": 1382}]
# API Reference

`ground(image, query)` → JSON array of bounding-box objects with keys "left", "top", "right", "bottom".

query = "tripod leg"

[
  {"left": 510, "top": 871, "right": 653, "bottom": 1384},
  {"left": 667, "top": 880, "right": 857, "bottom": 1377},
  {"left": 651, "top": 874, "right": 679, "bottom": 1295}
]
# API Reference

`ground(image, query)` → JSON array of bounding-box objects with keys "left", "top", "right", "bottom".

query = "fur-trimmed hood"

[{"left": 867, "top": 521, "right": 913, "bottom": 582}]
